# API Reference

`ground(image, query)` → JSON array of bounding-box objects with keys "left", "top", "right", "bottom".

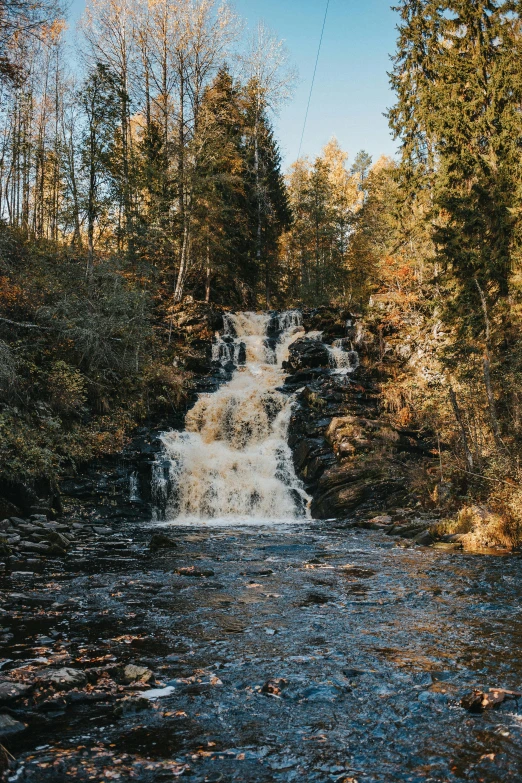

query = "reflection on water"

[{"left": 1, "top": 525, "right": 522, "bottom": 781}]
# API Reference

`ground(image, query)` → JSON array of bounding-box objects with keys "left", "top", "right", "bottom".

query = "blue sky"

[{"left": 68, "top": 0, "right": 399, "bottom": 168}]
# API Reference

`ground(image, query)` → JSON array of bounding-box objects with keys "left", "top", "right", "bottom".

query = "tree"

[
  {"left": 282, "top": 140, "right": 359, "bottom": 305},
  {"left": 80, "top": 63, "right": 120, "bottom": 274},
  {"left": 242, "top": 81, "right": 291, "bottom": 306},
  {"left": 240, "top": 21, "right": 295, "bottom": 306},
  {"left": 389, "top": 0, "right": 522, "bottom": 309},
  {"left": 189, "top": 66, "right": 250, "bottom": 303},
  {"left": 0, "top": 0, "right": 63, "bottom": 82}
]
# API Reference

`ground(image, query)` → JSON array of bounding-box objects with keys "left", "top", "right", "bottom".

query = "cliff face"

[{"left": 284, "top": 308, "right": 436, "bottom": 520}]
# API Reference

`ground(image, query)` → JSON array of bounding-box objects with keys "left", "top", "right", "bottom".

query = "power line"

[{"left": 297, "top": 0, "right": 330, "bottom": 160}]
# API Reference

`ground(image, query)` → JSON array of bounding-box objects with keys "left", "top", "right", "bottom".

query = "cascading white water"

[
  {"left": 328, "top": 339, "right": 360, "bottom": 375},
  {"left": 156, "top": 311, "right": 310, "bottom": 526}
]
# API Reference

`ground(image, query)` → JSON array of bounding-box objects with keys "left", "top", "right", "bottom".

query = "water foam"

[{"left": 155, "top": 311, "right": 309, "bottom": 525}]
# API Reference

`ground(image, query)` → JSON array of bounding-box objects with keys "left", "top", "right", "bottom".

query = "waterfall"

[
  {"left": 156, "top": 311, "right": 310, "bottom": 525},
  {"left": 328, "top": 339, "right": 360, "bottom": 375}
]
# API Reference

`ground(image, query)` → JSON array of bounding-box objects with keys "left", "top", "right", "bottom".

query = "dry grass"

[{"left": 432, "top": 504, "right": 520, "bottom": 551}]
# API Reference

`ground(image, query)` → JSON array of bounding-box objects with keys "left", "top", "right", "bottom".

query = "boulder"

[
  {"left": 285, "top": 338, "right": 330, "bottom": 373},
  {"left": 0, "top": 714, "right": 25, "bottom": 737},
  {"left": 149, "top": 533, "right": 178, "bottom": 550},
  {"left": 414, "top": 530, "right": 434, "bottom": 546},
  {"left": 38, "top": 668, "right": 87, "bottom": 691},
  {"left": 0, "top": 681, "right": 32, "bottom": 703},
  {"left": 123, "top": 664, "right": 154, "bottom": 684}
]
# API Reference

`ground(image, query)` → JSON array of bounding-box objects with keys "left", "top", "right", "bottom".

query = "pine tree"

[
  {"left": 390, "top": 0, "right": 522, "bottom": 311},
  {"left": 80, "top": 63, "right": 120, "bottom": 274},
  {"left": 242, "top": 79, "right": 290, "bottom": 306},
  {"left": 191, "top": 66, "right": 251, "bottom": 304}
]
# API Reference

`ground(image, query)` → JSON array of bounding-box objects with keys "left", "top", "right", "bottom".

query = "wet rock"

[
  {"left": 461, "top": 688, "right": 522, "bottom": 712},
  {"left": 28, "top": 505, "right": 51, "bottom": 517},
  {"left": 149, "top": 533, "right": 178, "bottom": 550},
  {"left": 261, "top": 678, "right": 288, "bottom": 696},
  {"left": 432, "top": 542, "right": 463, "bottom": 551},
  {"left": 38, "top": 667, "right": 87, "bottom": 691},
  {"left": 6, "top": 592, "right": 56, "bottom": 607},
  {"left": 312, "top": 465, "right": 406, "bottom": 519},
  {"left": 342, "top": 667, "right": 369, "bottom": 678},
  {"left": 341, "top": 566, "right": 376, "bottom": 579},
  {"left": 284, "top": 338, "right": 330, "bottom": 373},
  {"left": 10, "top": 517, "right": 27, "bottom": 526},
  {"left": 19, "top": 541, "right": 50, "bottom": 554},
  {"left": 414, "top": 530, "right": 434, "bottom": 546},
  {"left": 123, "top": 664, "right": 154, "bottom": 684},
  {"left": 43, "top": 530, "right": 71, "bottom": 550},
  {"left": 92, "top": 526, "right": 112, "bottom": 535},
  {"left": 240, "top": 568, "right": 273, "bottom": 577},
  {"left": 0, "top": 713, "right": 25, "bottom": 737},
  {"left": 114, "top": 696, "right": 153, "bottom": 716},
  {"left": 301, "top": 592, "right": 330, "bottom": 606},
  {"left": 0, "top": 681, "right": 32, "bottom": 703},
  {"left": 176, "top": 566, "right": 215, "bottom": 578}
]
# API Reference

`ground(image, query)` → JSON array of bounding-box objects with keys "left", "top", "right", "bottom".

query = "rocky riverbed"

[{"left": 0, "top": 519, "right": 521, "bottom": 782}]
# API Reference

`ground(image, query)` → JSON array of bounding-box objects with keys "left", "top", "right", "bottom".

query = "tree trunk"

[
  {"left": 474, "top": 278, "right": 505, "bottom": 452},
  {"left": 205, "top": 244, "right": 211, "bottom": 303},
  {"left": 448, "top": 386, "right": 474, "bottom": 472},
  {"left": 174, "top": 219, "right": 190, "bottom": 303}
]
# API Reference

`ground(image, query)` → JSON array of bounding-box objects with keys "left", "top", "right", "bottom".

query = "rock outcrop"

[{"left": 286, "top": 309, "right": 435, "bottom": 520}]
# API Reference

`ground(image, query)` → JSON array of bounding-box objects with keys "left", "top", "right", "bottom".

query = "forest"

[{"left": 1, "top": 0, "right": 522, "bottom": 543}]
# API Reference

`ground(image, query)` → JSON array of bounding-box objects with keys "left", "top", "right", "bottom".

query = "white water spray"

[
  {"left": 328, "top": 339, "right": 360, "bottom": 375},
  {"left": 155, "top": 311, "right": 310, "bottom": 525}
]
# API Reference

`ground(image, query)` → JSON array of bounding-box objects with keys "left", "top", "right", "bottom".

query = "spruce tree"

[
  {"left": 242, "top": 79, "right": 291, "bottom": 307},
  {"left": 191, "top": 66, "right": 251, "bottom": 304},
  {"left": 390, "top": 0, "right": 522, "bottom": 311}
]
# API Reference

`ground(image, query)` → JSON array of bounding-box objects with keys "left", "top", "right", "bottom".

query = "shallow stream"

[{"left": 2, "top": 521, "right": 522, "bottom": 782}]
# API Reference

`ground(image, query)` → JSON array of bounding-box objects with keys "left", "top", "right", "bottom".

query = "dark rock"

[
  {"left": 461, "top": 688, "right": 521, "bottom": 712},
  {"left": 0, "top": 479, "right": 39, "bottom": 514},
  {"left": 414, "top": 530, "right": 434, "bottom": 546},
  {"left": 93, "top": 526, "right": 112, "bottom": 534},
  {"left": 37, "top": 668, "right": 87, "bottom": 691},
  {"left": 301, "top": 592, "right": 330, "bottom": 606},
  {"left": 0, "top": 680, "right": 32, "bottom": 703},
  {"left": 114, "top": 696, "right": 153, "bottom": 716},
  {"left": 42, "top": 530, "right": 71, "bottom": 550},
  {"left": 19, "top": 541, "right": 50, "bottom": 554},
  {"left": 149, "top": 533, "right": 178, "bottom": 550},
  {"left": 311, "top": 464, "right": 406, "bottom": 519},
  {"left": 176, "top": 567, "right": 215, "bottom": 578},
  {"left": 28, "top": 505, "right": 50, "bottom": 517},
  {"left": 0, "top": 713, "right": 25, "bottom": 737},
  {"left": 285, "top": 338, "right": 330, "bottom": 373},
  {"left": 261, "top": 678, "right": 288, "bottom": 696}
]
